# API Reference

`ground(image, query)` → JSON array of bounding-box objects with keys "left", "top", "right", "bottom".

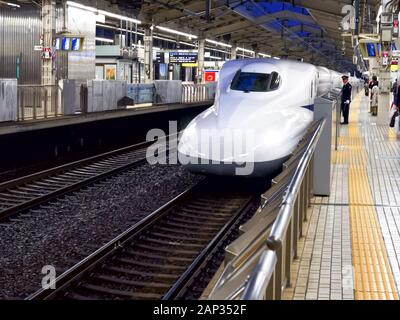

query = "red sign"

[{"left": 205, "top": 71, "right": 217, "bottom": 82}]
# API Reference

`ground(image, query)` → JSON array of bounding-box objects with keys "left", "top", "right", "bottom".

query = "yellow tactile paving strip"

[{"left": 343, "top": 95, "right": 399, "bottom": 300}]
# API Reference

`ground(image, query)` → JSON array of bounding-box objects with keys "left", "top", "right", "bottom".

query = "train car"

[{"left": 177, "top": 58, "right": 340, "bottom": 177}]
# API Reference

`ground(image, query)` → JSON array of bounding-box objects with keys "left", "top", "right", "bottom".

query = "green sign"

[{"left": 16, "top": 56, "right": 20, "bottom": 80}]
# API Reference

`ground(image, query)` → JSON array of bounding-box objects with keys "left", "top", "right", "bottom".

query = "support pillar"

[
  {"left": 197, "top": 38, "right": 205, "bottom": 83},
  {"left": 252, "top": 44, "right": 259, "bottom": 58},
  {"left": 376, "top": 0, "right": 393, "bottom": 124},
  {"left": 377, "top": 70, "right": 391, "bottom": 125},
  {"left": 144, "top": 25, "right": 154, "bottom": 84},
  {"left": 41, "top": 0, "right": 56, "bottom": 86},
  {"left": 231, "top": 42, "right": 237, "bottom": 60}
]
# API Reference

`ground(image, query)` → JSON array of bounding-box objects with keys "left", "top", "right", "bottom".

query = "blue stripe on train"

[{"left": 302, "top": 104, "right": 315, "bottom": 111}]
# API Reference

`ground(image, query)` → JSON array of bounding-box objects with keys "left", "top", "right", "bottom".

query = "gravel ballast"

[{"left": 0, "top": 163, "right": 203, "bottom": 299}]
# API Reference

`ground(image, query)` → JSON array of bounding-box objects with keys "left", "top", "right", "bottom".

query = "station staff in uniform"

[{"left": 341, "top": 75, "right": 352, "bottom": 125}]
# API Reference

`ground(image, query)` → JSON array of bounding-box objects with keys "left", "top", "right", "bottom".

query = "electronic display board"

[
  {"left": 366, "top": 43, "right": 376, "bottom": 57},
  {"left": 71, "top": 38, "right": 81, "bottom": 51},
  {"left": 169, "top": 52, "right": 198, "bottom": 64},
  {"left": 55, "top": 38, "right": 61, "bottom": 50},
  {"left": 62, "top": 37, "right": 71, "bottom": 51}
]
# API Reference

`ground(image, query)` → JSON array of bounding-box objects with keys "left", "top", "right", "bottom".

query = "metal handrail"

[
  {"left": 241, "top": 250, "right": 277, "bottom": 300},
  {"left": 241, "top": 119, "right": 326, "bottom": 300},
  {"left": 266, "top": 119, "right": 326, "bottom": 250},
  {"left": 208, "top": 119, "right": 326, "bottom": 300}
]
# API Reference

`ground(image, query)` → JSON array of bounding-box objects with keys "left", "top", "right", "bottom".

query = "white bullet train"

[{"left": 178, "top": 58, "right": 346, "bottom": 177}]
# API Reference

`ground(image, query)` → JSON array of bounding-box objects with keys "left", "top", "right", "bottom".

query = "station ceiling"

[
  {"left": 7, "top": 0, "right": 382, "bottom": 72},
  {"left": 102, "top": 0, "right": 382, "bottom": 72}
]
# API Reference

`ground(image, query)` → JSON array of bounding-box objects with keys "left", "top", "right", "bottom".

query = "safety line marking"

[{"left": 340, "top": 95, "right": 399, "bottom": 300}]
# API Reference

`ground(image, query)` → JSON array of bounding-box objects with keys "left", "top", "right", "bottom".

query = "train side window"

[
  {"left": 231, "top": 71, "right": 280, "bottom": 92},
  {"left": 270, "top": 72, "right": 281, "bottom": 90}
]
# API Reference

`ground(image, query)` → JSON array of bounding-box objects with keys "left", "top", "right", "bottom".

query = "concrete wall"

[
  {"left": 0, "top": 5, "right": 42, "bottom": 84},
  {"left": 87, "top": 80, "right": 127, "bottom": 112},
  {"left": 127, "top": 84, "right": 155, "bottom": 104},
  {"left": 154, "top": 80, "right": 182, "bottom": 104},
  {"left": 0, "top": 79, "right": 17, "bottom": 122},
  {"left": 67, "top": 6, "right": 96, "bottom": 83}
]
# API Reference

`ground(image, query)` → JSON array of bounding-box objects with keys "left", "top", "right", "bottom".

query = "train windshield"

[{"left": 231, "top": 71, "right": 280, "bottom": 92}]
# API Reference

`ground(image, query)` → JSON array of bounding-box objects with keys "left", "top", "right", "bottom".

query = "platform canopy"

[
  {"left": 132, "top": 0, "right": 381, "bottom": 72},
  {"left": 4, "top": 0, "right": 382, "bottom": 72}
]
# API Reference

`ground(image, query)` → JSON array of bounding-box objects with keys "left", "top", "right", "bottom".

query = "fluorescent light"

[
  {"left": 376, "top": 5, "right": 383, "bottom": 23},
  {"left": 273, "top": 57, "right": 280, "bottom": 60},
  {"left": 132, "top": 44, "right": 145, "bottom": 49},
  {"left": 98, "top": 10, "right": 141, "bottom": 24},
  {"left": 67, "top": 1, "right": 141, "bottom": 24},
  {"left": 96, "top": 23, "right": 145, "bottom": 36},
  {"left": 131, "top": 44, "right": 160, "bottom": 51},
  {"left": 208, "top": 56, "right": 222, "bottom": 60},
  {"left": 237, "top": 47, "right": 254, "bottom": 54},
  {"left": 179, "top": 41, "right": 196, "bottom": 47},
  {"left": 206, "top": 39, "right": 232, "bottom": 48},
  {"left": 2, "top": 1, "right": 20, "bottom": 8},
  {"left": 66, "top": 1, "right": 97, "bottom": 13},
  {"left": 96, "top": 37, "right": 114, "bottom": 43},
  {"left": 156, "top": 26, "right": 198, "bottom": 39},
  {"left": 259, "top": 53, "right": 272, "bottom": 58}
]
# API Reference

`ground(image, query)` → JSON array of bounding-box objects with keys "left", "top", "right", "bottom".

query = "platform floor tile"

[{"left": 284, "top": 94, "right": 400, "bottom": 300}]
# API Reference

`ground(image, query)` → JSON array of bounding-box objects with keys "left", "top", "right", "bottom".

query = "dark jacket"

[{"left": 342, "top": 83, "right": 352, "bottom": 103}]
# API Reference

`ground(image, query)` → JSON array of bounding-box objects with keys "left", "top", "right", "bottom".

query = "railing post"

[
  {"left": 274, "top": 247, "right": 283, "bottom": 300},
  {"left": 310, "top": 156, "right": 315, "bottom": 199},
  {"left": 33, "top": 88, "right": 37, "bottom": 120},
  {"left": 266, "top": 273, "right": 275, "bottom": 300},
  {"left": 44, "top": 87, "right": 48, "bottom": 119},
  {"left": 285, "top": 217, "right": 293, "bottom": 288},
  {"left": 293, "top": 198, "right": 299, "bottom": 259},
  {"left": 298, "top": 191, "right": 304, "bottom": 237},
  {"left": 19, "top": 89, "right": 24, "bottom": 121},
  {"left": 302, "top": 179, "right": 308, "bottom": 222}
]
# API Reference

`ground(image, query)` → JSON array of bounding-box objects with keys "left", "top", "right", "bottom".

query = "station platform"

[
  {"left": 284, "top": 93, "right": 400, "bottom": 300},
  {"left": 0, "top": 101, "right": 210, "bottom": 137}
]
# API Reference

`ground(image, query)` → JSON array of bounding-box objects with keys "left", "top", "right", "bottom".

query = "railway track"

[
  {"left": 0, "top": 137, "right": 174, "bottom": 223},
  {"left": 28, "top": 179, "right": 259, "bottom": 300}
]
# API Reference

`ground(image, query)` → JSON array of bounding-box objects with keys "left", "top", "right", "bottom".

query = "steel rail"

[{"left": 0, "top": 135, "right": 175, "bottom": 222}]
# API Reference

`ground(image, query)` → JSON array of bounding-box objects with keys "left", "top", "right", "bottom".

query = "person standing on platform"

[
  {"left": 369, "top": 76, "right": 378, "bottom": 113},
  {"left": 341, "top": 75, "right": 352, "bottom": 125},
  {"left": 371, "top": 82, "right": 379, "bottom": 116},
  {"left": 364, "top": 80, "right": 370, "bottom": 97},
  {"left": 392, "top": 79, "right": 398, "bottom": 106}
]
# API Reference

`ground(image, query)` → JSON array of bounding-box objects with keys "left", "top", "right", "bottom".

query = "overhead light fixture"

[
  {"left": 67, "top": 1, "right": 141, "bottom": 24},
  {"left": 376, "top": 5, "right": 383, "bottom": 23},
  {"left": 132, "top": 44, "right": 161, "bottom": 51},
  {"left": 259, "top": 53, "right": 272, "bottom": 58},
  {"left": 206, "top": 39, "right": 232, "bottom": 48},
  {"left": 237, "top": 47, "right": 255, "bottom": 54},
  {"left": 96, "top": 23, "right": 145, "bottom": 36},
  {"left": 179, "top": 41, "right": 196, "bottom": 47},
  {"left": 95, "top": 37, "right": 114, "bottom": 43},
  {"left": 156, "top": 26, "right": 198, "bottom": 39},
  {"left": 0, "top": 1, "right": 20, "bottom": 8},
  {"left": 208, "top": 56, "right": 222, "bottom": 60}
]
